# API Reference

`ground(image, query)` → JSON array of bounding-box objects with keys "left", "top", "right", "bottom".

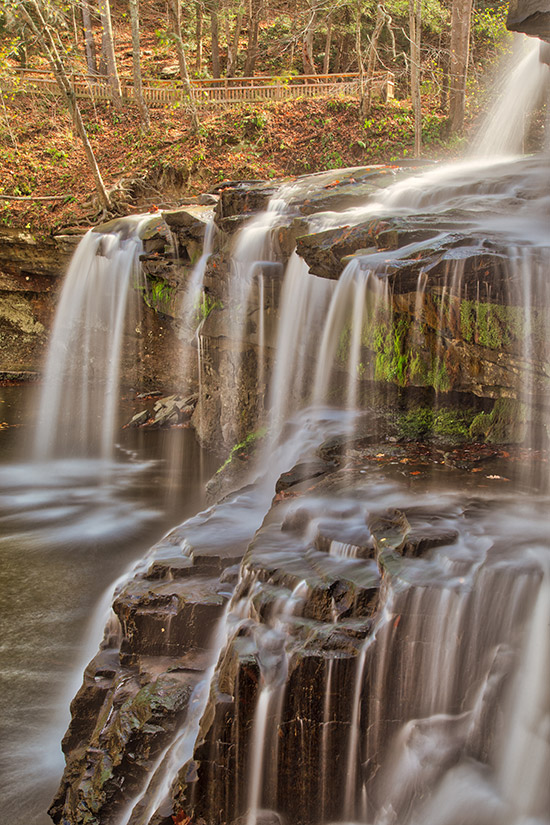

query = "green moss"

[
  {"left": 459, "top": 300, "right": 542, "bottom": 351},
  {"left": 429, "top": 359, "right": 451, "bottom": 393},
  {"left": 140, "top": 278, "right": 175, "bottom": 314},
  {"left": 196, "top": 291, "right": 223, "bottom": 322},
  {"left": 216, "top": 426, "right": 268, "bottom": 475},
  {"left": 398, "top": 406, "right": 477, "bottom": 442},
  {"left": 399, "top": 408, "right": 434, "bottom": 439},
  {"left": 433, "top": 409, "right": 475, "bottom": 438},
  {"left": 470, "top": 398, "right": 528, "bottom": 443},
  {"left": 409, "top": 352, "right": 423, "bottom": 380},
  {"left": 460, "top": 301, "right": 475, "bottom": 343},
  {"left": 476, "top": 303, "right": 505, "bottom": 348},
  {"left": 374, "top": 316, "right": 411, "bottom": 387}
]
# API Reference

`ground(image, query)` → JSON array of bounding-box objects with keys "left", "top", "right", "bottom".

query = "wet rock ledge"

[
  {"left": 49, "top": 502, "right": 249, "bottom": 825},
  {"left": 136, "top": 159, "right": 550, "bottom": 454},
  {"left": 49, "top": 429, "right": 523, "bottom": 825}
]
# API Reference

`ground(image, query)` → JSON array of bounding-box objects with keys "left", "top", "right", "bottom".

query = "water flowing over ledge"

[{"left": 1, "top": 32, "right": 550, "bottom": 825}]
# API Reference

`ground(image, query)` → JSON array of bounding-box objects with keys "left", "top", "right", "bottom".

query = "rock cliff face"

[
  {"left": 49, "top": 503, "right": 249, "bottom": 825},
  {"left": 507, "top": 0, "right": 550, "bottom": 40},
  {"left": 132, "top": 160, "right": 550, "bottom": 455},
  {"left": 0, "top": 227, "right": 78, "bottom": 377},
  {"left": 50, "top": 431, "right": 525, "bottom": 825}
]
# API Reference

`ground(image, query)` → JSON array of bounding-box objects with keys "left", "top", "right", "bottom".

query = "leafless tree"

[
  {"left": 97, "top": 0, "right": 122, "bottom": 108},
  {"left": 16, "top": 0, "right": 111, "bottom": 210},
  {"left": 128, "top": 0, "right": 150, "bottom": 131}
]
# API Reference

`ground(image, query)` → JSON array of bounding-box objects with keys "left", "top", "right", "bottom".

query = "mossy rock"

[
  {"left": 470, "top": 398, "right": 528, "bottom": 444},
  {"left": 398, "top": 406, "right": 478, "bottom": 443}
]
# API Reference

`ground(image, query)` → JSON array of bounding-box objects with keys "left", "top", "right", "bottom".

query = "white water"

[
  {"left": 34, "top": 216, "right": 152, "bottom": 462},
  {"left": 111, "top": 406, "right": 359, "bottom": 824},
  {"left": 368, "top": 553, "right": 550, "bottom": 825},
  {"left": 180, "top": 217, "right": 216, "bottom": 336},
  {"left": 40, "top": 32, "right": 550, "bottom": 825},
  {"left": 473, "top": 37, "right": 550, "bottom": 157}
]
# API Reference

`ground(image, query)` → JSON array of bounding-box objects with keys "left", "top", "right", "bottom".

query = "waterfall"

[
  {"left": 365, "top": 550, "right": 549, "bottom": 825},
  {"left": 33, "top": 215, "right": 152, "bottom": 462},
  {"left": 47, "top": 32, "right": 550, "bottom": 825},
  {"left": 472, "top": 37, "right": 550, "bottom": 157},
  {"left": 180, "top": 217, "right": 216, "bottom": 337}
]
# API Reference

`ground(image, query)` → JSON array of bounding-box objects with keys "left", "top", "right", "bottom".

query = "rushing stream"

[{"left": 1, "top": 31, "right": 550, "bottom": 825}]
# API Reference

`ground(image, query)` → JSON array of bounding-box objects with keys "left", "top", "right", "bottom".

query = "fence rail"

[{"left": 3, "top": 68, "right": 394, "bottom": 107}]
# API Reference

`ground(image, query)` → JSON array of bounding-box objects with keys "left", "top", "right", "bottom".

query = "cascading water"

[
  {"left": 173, "top": 36, "right": 550, "bottom": 825},
  {"left": 46, "top": 32, "right": 550, "bottom": 825},
  {"left": 472, "top": 36, "right": 550, "bottom": 157},
  {"left": 33, "top": 215, "right": 153, "bottom": 462},
  {"left": 0, "top": 209, "right": 224, "bottom": 825}
]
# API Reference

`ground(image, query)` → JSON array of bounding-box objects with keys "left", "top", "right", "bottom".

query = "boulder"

[{"left": 507, "top": 0, "right": 550, "bottom": 39}]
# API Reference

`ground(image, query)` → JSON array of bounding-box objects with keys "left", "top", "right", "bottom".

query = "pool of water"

[{"left": 0, "top": 383, "right": 218, "bottom": 825}]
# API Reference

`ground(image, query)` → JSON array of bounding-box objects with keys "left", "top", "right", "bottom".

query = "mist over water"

[{"left": 0, "top": 386, "right": 217, "bottom": 825}]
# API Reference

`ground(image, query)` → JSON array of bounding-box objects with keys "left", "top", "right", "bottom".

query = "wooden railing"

[{"left": 3, "top": 68, "right": 395, "bottom": 107}]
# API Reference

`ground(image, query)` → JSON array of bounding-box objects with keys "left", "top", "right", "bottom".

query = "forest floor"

[
  {"left": 0, "top": 0, "right": 520, "bottom": 236},
  {"left": 0, "top": 0, "right": 516, "bottom": 236},
  {"left": 1, "top": 91, "right": 469, "bottom": 236}
]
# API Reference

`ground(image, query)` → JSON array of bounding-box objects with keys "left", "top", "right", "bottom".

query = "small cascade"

[
  {"left": 472, "top": 37, "right": 550, "bottom": 157},
  {"left": 268, "top": 253, "right": 334, "bottom": 432},
  {"left": 365, "top": 550, "right": 548, "bottom": 825},
  {"left": 496, "top": 562, "right": 550, "bottom": 821},
  {"left": 312, "top": 261, "right": 388, "bottom": 415},
  {"left": 228, "top": 195, "right": 290, "bottom": 349},
  {"left": 118, "top": 600, "right": 233, "bottom": 825},
  {"left": 244, "top": 580, "right": 309, "bottom": 825},
  {"left": 218, "top": 184, "right": 308, "bottom": 441},
  {"left": 180, "top": 218, "right": 216, "bottom": 337},
  {"left": 50, "top": 408, "right": 354, "bottom": 825},
  {"left": 320, "top": 657, "right": 335, "bottom": 821},
  {"left": 34, "top": 215, "right": 153, "bottom": 462}
]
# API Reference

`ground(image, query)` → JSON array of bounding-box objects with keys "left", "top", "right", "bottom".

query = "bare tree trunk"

[
  {"left": 97, "top": 0, "right": 122, "bottom": 107},
  {"left": 302, "top": 1, "right": 317, "bottom": 75},
  {"left": 409, "top": 0, "right": 422, "bottom": 155},
  {"left": 323, "top": 16, "right": 332, "bottom": 75},
  {"left": 333, "top": 31, "right": 344, "bottom": 73},
  {"left": 243, "top": 0, "right": 261, "bottom": 76},
  {"left": 17, "top": 1, "right": 111, "bottom": 210},
  {"left": 440, "top": 39, "right": 449, "bottom": 110},
  {"left": 448, "top": 0, "right": 473, "bottom": 134},
  {"left": 363, "top": 3, "right": 386, "bottom": 113},
  {"left": 81, "top": 0, "right": 98, "bottom": 74},
  {"left": 168, "top": 0, "right": 200, "bottom": 132},
  {"left": 355, "top": 6, "right": 364, "bottom": 104},
  {"left": 196, "top": 2, "right": 203, "bottom": 73},
  {"left": 210, "top": 2, "right": 221, "bottom": 78},
  {"left": 72, "top": 4, "right": 79, "bottom": 47},
  {"left": 227, "top": 11, "right": 244, "bottom": 77},
  {"left": 128, "top": 0, "right": 150, "bottom": 131}
]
